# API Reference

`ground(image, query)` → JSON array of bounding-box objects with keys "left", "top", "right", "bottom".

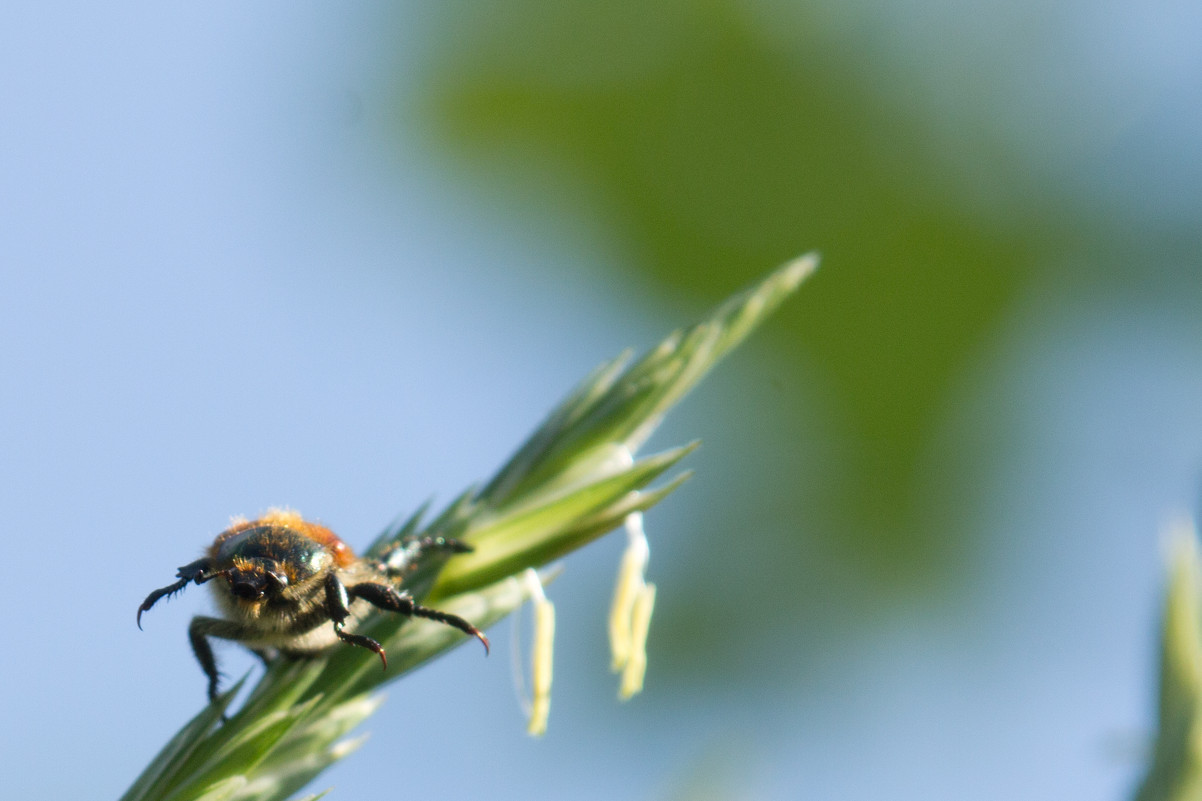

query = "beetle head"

[{"left": 227, "top": 557, "right": 289, "bottom": 601}]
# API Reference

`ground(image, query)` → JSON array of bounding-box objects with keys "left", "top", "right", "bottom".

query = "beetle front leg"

[
  {"left": 324, "top": 573, "right": 388, "bottom": 669},
  {"left": 137, "top": 557, "right": 215, "bottom": 629}
]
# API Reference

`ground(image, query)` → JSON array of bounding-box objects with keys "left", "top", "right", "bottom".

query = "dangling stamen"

[
  {"left": 608, "top": 509, "right": 655, "bottom": 699},
  {"left": 608, "top": 511, "right": 649, "bottom": 671},
  {"left": 619, "top": 581, "right": 655, "bottom": 700},
  {"left": 520, "top": 569, "right": 555, "bottom": 736}
]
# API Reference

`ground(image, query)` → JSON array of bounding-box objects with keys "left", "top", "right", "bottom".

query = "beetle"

[{"left": 137, "top": 509, "right": 488, "bottom": 703}]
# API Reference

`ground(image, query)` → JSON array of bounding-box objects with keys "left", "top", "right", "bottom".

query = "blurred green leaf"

[
  {"left": 415, "top": 0, "right": 1065, "bottom": 588},
  {"left": 1135, "top": 520, "right": 1202, "bottom": 801}
]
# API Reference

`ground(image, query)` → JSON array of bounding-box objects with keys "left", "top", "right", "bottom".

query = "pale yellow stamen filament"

[
  {"left": 620, "top": 582, "right": 656, "bottom": 700},
  {"left": 609, "top": 510, "right": 655, "bottom": 698},
  {"left": 523, "top": 569, "right": 555, "bottom": 736}
]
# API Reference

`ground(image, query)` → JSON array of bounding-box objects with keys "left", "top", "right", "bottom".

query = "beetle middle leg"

[
  {"left": 188, "top": 616, "right": 263, "bottom": 704},
  {"left": 348, "top": 580, "right": 489, "bottom": 655}
]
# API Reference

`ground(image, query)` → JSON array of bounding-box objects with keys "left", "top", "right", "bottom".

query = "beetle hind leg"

[{"left": 376, "top": 536, "right": 473, "bottom": 577}]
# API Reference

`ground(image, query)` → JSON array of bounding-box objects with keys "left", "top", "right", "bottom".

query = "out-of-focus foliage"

[
  {"left": 1134, "top": 521, "right": 1202, "bottom": 801},
  {"left": 401, "top": 1, "right": 1199, "bottom": 698},
  {"left": 403, "top": 0, "right": 1074, "bottom": 651}
]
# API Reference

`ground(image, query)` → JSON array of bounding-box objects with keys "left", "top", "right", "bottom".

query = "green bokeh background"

[{"left": 394, "top": 1, "right": 1200, "bottom": 692}]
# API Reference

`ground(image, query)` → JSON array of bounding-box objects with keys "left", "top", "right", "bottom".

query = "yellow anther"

[
  {"left": 619, "top": 582, "right": 656, "bottom": 700},
  {"left": 608, "top": 542, "right": 647, "bottom": 670},
  {"left": 609, "top": 510, "right": 653, "bottom": 698},
  {"left": 522, "top": 569, "right": 555, "bottom": 736}
]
